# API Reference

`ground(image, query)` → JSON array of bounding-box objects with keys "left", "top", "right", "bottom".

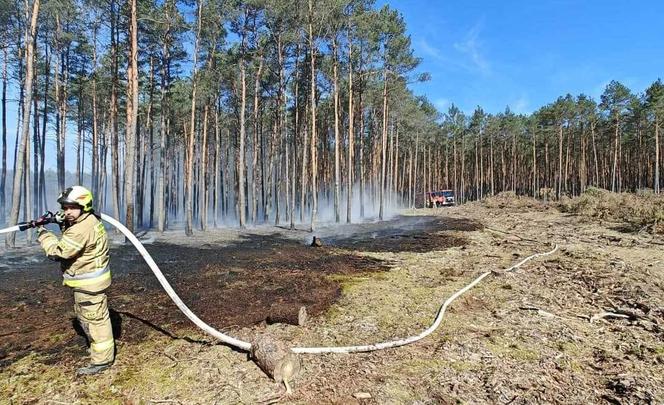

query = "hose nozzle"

[{"left": 17, "top": 222, "right": 33, "bottom": 231}]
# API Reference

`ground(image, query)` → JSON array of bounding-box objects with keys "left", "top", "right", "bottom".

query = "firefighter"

[{"left": 36, "top": 185, "right": 115, "bottom": 375}]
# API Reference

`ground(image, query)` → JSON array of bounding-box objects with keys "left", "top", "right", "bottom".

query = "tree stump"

[
  {"left": 266, "top": 305, "right": 307, "bottom": 326},
  {"left": 311, "top": 236, "right": 323, "bottom": 247},
  {"left": 250, "top": 334, "right": 300, "bottom": 393}
]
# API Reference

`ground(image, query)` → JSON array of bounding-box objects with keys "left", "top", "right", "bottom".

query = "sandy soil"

[{"left": 1, "top": 200, "right": 663, "bottom": 404}]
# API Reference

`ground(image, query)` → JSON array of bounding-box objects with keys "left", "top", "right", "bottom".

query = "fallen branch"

[
  {"left": 590, "top": 312, "right": 631, "bottom": 324},
  {"left": 519, "top": 305, "right": 557, "bottom": 319},
  {"left": 266, "top": 306, "right": 307, "bottom": 326}
]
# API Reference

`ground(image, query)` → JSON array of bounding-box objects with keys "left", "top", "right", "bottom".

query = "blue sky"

[{"left": 379, "top": 0, "right": 664, "bottom": 115}]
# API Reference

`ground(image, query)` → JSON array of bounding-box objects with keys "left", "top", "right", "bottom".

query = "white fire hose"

[{"left": 2, "top": 213, "right": 558, "bottom": 354}]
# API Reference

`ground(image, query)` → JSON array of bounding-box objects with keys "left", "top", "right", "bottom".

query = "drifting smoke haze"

[{"left": 2, "top": 166, "right": 406, "bottom": 241}]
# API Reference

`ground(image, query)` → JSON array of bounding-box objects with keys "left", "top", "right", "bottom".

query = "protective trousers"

[{"left": 73, "top": 290, "right": 115, "bottom": 365}]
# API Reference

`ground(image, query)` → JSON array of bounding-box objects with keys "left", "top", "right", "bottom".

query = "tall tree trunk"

[
  {"left": 557, "top": 124, "right": 563, "bottom": 199},
  {"left": 54, "top": 13, "right": 68, "bottom": 192},
  {"left": 445, "top": 138, "right": 449, "bottom": 188},
  {"left": 290, "top": 88, "right": 296, "bottom": 230},
  {"left": 199, "top": 103, "right": 209, "bottom": 230},
  {"left": 394, "top": 125, "right": 399, "bottom": 205},
  {"left": 332, "top": 37, "right": 340, "bottom": 223},
  {"left": 452, "top": 134, "right": 457, "bottom": 201},
  {"left": 500, "top": 142, "right": 506, "bottom": 192},
  {"left": 479, "top": 126, "right": 484, "bottom": 199},
  {"left": 1, "top": 48, "right": 8, "bottom": 225},
  {"left": 655, "top": 116, "right": 660, "bottom": 194},
  {"left": 265, "top": 113, "right": 275, "bottom": 222},
  {"left": 124, "top": 0, "right": 138, "bottom": 233},
  {"left": 237, "top": 31, "right": 247, "bottom": 227},
  {"left": 185, "top": 1, "right": 202, "bottom": 235},
  {"left": 565, "top": 126, "right": 571, "bottom": 193},
  {"left": 147, "top": 57, "right": 156, "bottom": 228},
  {"left": 378, "top": 69, "right": 388, "bottom": 219},
  {"left": 461, "top": 131, "right": 466, "bottom": 202},
  {"left": 110, "top": 0, "right": 120, "bottom": 221},
  {"left": 157, "top": 26, "right": 170, "bottom": 232},
  {"left": 359, "top": 96, "right": 365, "bottom": 218},
  {"left": 98, "top": 112, "right": 107, "bottom": 212},
  {"left": 308, "top": 0, "right": 318, "bottom": 232},
  {"left": 489, "top": 131, "right": 494, "bottom": 195},
  {"left": 294, "top": 44, "right": 306, "bottom": 224},
  {"left": 279, "top": 36, "right": 293, "bottom": 230},
  {"left": 413, "top": 131, "right": 419, "bottom": 209},
  {"left": 388, "top": 116, "right": 394, "bottom": 207},
  {"left": 611, "top": 116, "right": 619, "bottom": 192},
  {"left": 511, "top": 130, "right": 515, "bottom": 193},
  {"left": 251, "top": 54, "right": 263, "bottom": 224},
  {"left": 591, "top": 121, "right": 599, "bottom": 186},
  {"left": 408, "top": 147, "right": 412, "bottom": 207},
  {"left": 7, "top": 0, "right": 39, "bottom": 247},
  {"left": 580, "top": 125, "right": 587, "bottom": 192},
  {"left": 12, "top": 5, "right": 26, "bottom": 192},
  {"left": 25, "top": 87, "right": 33, "bottom": 243},
  {"left": 532, "top": 125, "right": 537, "bottom": 197},
  {"left": 213, "top": 102, "right": 220, "bottom": 226},
  {"left": 24, "top": 124, "right": 32, "bottom": 243},
  {"left": 475, "top": 130, "right": 480, "bottom": 199},
  {"left": 91, "top": 23, "right": 99, "bottom": 199},
  {"left": 31, "top": 38, "right": 39, "bottom": 219},
  {"left": 277, "top": 35, "right": 287, "bottom": 226},
  {"left": 76, "top": 70, "right": 83, "bottom": 185},
  {"left": 544, "top": 140, "right": 549, "bottom": 189},
  {"left": 346, "top": 34, "right": 354, "bottom": 224}
]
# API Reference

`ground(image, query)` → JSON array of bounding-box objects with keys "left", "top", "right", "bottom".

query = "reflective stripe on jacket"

[
  {"left": 62, "top": 266, "right": 111, "bottom": 288},
  {"left": 37, "top": 213, "right": 111, "bottom": 292}
]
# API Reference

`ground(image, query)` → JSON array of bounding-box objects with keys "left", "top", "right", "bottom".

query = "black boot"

[{"left": 76, "top": 362, "right": 113, "bottom": 376}]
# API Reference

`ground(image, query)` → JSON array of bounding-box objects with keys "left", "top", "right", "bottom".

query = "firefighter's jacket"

[{"left": 37, "top": 212, "right": 111, "bottom": 293}]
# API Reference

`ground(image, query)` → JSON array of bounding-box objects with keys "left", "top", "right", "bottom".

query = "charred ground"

[
  {"left": 1, "top": 198, "right": 663, "bottom": 404},
  {"left": 0, "top": 215, "right": 474, "bottom": 369}
]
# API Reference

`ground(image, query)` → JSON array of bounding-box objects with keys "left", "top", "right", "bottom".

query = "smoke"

[
  {"left": 313, "top": 183, "right": 403, "bottom": 224},
  {"left": 1, "top": 169, "right": 91, "bottom": 220},
  {"left": 1, "top": 165, "right": 407, "bottom": 236}
]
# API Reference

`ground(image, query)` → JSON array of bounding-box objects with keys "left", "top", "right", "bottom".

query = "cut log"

[
  {"left": 310, "top": 236, "right": 323, "bottom": 247},
  {"left": 251, "top": 334, "right": 300, "bottom": 393},
  {"left": 266, "top": 306, "right": 307, "bottom": 326}
]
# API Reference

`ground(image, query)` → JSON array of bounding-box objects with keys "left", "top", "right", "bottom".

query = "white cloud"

[
  {"left": 453, "top": 22, "right": 491, "bottom": 76},
  {"left": 511, "top": 94, "right": 530, "bottom": 114},
  {"left": 417, "top": 38, "right": 444, "bottom": 62},
  {"left": 434, "top": 98, "right": 450, "bottom": 112}
]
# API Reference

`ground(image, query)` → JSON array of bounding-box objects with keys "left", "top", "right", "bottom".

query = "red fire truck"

[{"left": 425, "top": 190, "right": 455, "bottom": 208}]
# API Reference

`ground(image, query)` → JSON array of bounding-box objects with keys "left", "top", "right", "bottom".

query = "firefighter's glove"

[
  {"left": 30, "top": 211, "right": 55, "bottom": 228},
  {"left": 54, "top": 210, "right": 65, "bottom": 225}
]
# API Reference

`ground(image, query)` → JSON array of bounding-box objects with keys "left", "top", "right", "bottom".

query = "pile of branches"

[{"left": 559, "top": 187, "right": 664, "bottom": 234}]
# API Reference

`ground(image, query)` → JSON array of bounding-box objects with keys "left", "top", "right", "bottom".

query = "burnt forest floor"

[{"left": 1, "top": 200, "right": 663, "bottom": 404}]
